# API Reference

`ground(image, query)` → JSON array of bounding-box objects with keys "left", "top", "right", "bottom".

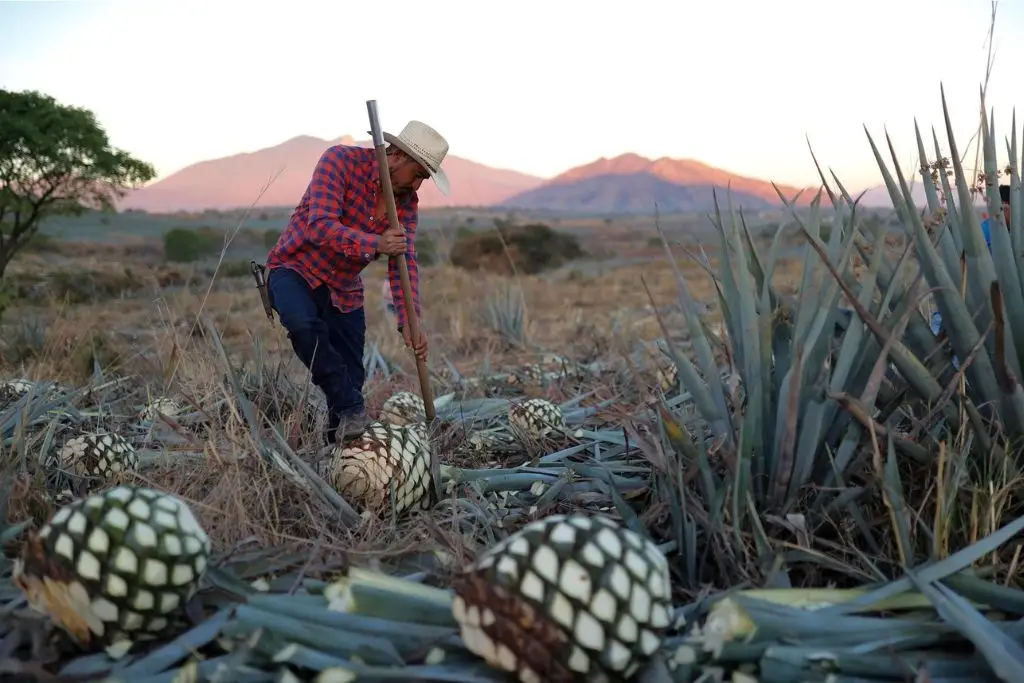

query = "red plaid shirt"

[{"left": 266, "top": 144, "right": 421, "bottom": 330}]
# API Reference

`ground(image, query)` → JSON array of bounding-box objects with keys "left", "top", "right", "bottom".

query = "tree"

[
  {"left": 450, "top": 222, "right": 585, "bottom": 275},
  {"left": 263, "top": 228, "right": 282, "bottom": 249},
  {"left": 163, "top": 228, "right": 221, "bottom": 263},
  {"left": 0, "top": 89, "right": 156, "bottom": 282}
]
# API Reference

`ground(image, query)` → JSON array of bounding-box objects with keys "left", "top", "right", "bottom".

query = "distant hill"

[
  {"left": 118, "top": 135, "right": 545, "bottom": 213},
  {"left": 119, "top": 140, "right": 838, "bottom": 216},
  {"left": 500, "top": 153, "right": 817, "bottom": 213},
  {"left": 499, "top": 172, "right": 779, "bottom": 214},
  {"left": 856, "top": 183, "right": 930, "bottom": 208}
]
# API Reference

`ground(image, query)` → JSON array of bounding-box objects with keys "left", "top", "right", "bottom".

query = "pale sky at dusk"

[{"left": 1, "top": 0, "right": 1021, "bottom": 192}]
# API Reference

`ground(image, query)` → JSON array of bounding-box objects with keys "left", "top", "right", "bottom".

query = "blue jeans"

[
  {"left": 930, "top": 311, "right": 960, "bottom": 370},
  {"left": 267, "top": 268, "right": 366, "bottom": 433}
]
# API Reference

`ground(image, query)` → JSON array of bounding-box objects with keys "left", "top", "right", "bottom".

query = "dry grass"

[{"left": 0, "top": 241, "right": 806, "bottom": 568}]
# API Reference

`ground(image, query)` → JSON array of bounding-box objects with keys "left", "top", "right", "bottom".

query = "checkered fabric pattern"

[{"left": 266, "top": 145, "right": 421, "bottom": 330}]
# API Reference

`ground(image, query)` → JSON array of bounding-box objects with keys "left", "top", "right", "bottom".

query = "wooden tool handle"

[
  {"left": 366, "top": 100, "right": 441, "bottom": 505},
  {"left": 366, "top": 102, "right": 437, "bottom": 423}
]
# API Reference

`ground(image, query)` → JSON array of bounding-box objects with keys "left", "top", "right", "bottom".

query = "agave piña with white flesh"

[
  {"left": 46, "top": 432, "right": 139, "bottom": 480},
  {"left": 379, "top": 390, "right": 426, "bottom": 427},
  {"left": 0, "top": 378, "right": 34, "bottom": 406},
  {"left": 325, "top": 420, "right": 433, "bottom": 516},
  {"left": 139, "top": 396, "right": 183, "bottom": 423},
  {"left": 0, "top": 378, "right": 66, "bottom": 408},
  {"left": 508, "top": 398, "right": 565, "bottom": 439},
  {"left": 655, "top": 362, "right": 679, "bottom": 393},
  {"left": 452, "top": 513, "right": 673, "bottom": 682},
  {"left": 13, "top": 486, "right": 211, "bottom": 650}
]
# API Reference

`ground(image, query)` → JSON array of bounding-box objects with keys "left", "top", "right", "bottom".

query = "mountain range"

[
  {"left": 118, "top": 135, "right": 905, "bottom": 214},
  {"left": 118, "top": 135, "right": 540, "bottom": 213}
]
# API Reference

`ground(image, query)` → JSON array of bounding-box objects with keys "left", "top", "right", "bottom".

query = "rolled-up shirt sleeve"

[{"left": 304, "top": 147, "right": 380, "bottom": 259}]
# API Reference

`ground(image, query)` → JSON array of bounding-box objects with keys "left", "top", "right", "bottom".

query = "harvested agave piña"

[
  {"left": 379, "top": 390, "right": 426, "bottom": 426},
  {"left": 655, "top": 362, "right": 679, "bottom": 393},
  {"left": 45, "top": 432, "right": 139, "bottom": 480},
  {"left": 325, "top": 421, "right": 433, "bottom": 516},
  {"left": 13, "top": 486, "right": 211, "bottom": 650},
  {"left": 452, "top": 514, "right": 673, "bottom": 682},
  {"left": 0, "top": 378, "right": 34, "bottom": 406},
  {"left": 508, "top": 398, "right": 565, "bottom": 439},
  {"left": 507, "top": 355, "right": 587, "bottom": 388},
  {"left": 469, "top": 428, "right": 520, "bottom": 455},
  {"left": 0, "top": 378, "right": 66, "bottom": 408},
  {"left": 138, "top": 396, "right": 182, "bottom": 423}
]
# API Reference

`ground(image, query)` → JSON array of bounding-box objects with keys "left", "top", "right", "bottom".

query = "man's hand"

[
  {"left": 379, "top": 226, "right": 407, "bottom": 256},
  {"left": 401, "top": 325, "right": 428, "bottom": 361}
]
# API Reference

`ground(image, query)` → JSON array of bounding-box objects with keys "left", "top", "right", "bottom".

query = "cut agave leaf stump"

[
  {"left": 12, "top": 485, "right": 211, "bottom": 649},
  {"left": 325, "top": 420, "right": 433, "bottom": 516},
  {"left": 452, "top": 513, "right": 672, "bottom": 682}
]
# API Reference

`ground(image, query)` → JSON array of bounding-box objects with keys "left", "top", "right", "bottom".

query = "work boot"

[{"left": 332, "top": 409, "right": 370, "bottom": 445}]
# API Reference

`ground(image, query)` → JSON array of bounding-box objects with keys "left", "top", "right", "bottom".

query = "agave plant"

[
  {"left": 645, "top": 85, "right": 1024, "bottom": 603},
  {"left": 484, "top": 282, "right": 529, "bottom": 348}
]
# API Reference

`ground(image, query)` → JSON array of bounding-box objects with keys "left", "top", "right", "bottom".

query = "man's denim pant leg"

[
  {"left": 267, "top": 268, "right": 366, "bottom": 433},
  {"left": 930, "top": 311, "right": 960, "bottom": 370}
]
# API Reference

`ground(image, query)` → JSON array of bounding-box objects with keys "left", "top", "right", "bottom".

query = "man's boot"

[{"left": 332, "top": 409, "right": 370, "bottom": 445}]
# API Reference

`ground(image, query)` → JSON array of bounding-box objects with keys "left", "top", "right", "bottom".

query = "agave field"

[{"left": 4, "top": 90, "right": 1024, "bottom": 682}]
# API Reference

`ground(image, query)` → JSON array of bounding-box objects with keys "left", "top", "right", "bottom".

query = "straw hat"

[{"left": 373, "top": 120, "right": 451, "bottom": 196}]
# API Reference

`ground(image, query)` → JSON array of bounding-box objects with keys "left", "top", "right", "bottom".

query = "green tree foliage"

[
  {"left": 263, "top": 228, "right": 282, "bottom": 249},
  {"left": 450, "top": 222, "right": 585, "bottom": 275},
  {"left": 163, "top": 227, "right": 221, "bottom": 263},
  {"left": 415, "top": 235, "right": 437, "bottom": 267},
  {"left": 0, "top": 89, "right": 156, "bottom": 282}
]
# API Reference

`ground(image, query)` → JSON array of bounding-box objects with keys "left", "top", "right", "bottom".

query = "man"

[
  {"left": 979, "top": 183, "right": 1012, "bottom": 249},
  {"left": 264, "top": 120, "right": 450, "bottom": 444},
  {"left": 381, "top": 278, "right": 397, "bottom": 320},
  {"left": 930, "top": 184, "right": 1012, "bottom": 364}
]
